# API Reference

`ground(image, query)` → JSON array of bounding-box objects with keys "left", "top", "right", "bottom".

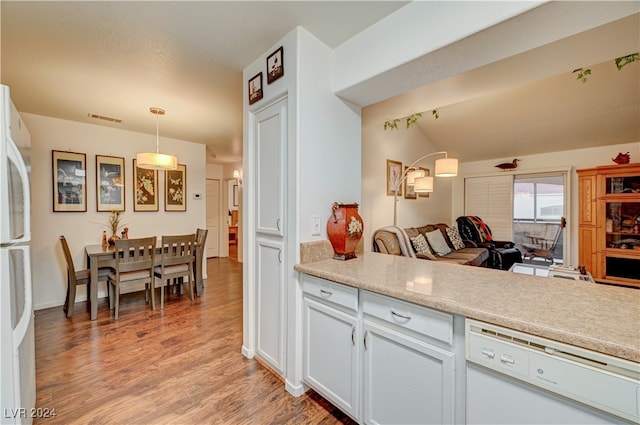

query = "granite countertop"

[{"left": 295, "top": 249, "right": 640, "bottom": 363}]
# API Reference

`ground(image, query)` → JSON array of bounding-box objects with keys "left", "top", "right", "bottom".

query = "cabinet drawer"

[
  {"left": 362, "top": 291, "right": 452, "bottom": 345},
  {"left": 303, "top": 275, "right": 358, "bottom": 312}
]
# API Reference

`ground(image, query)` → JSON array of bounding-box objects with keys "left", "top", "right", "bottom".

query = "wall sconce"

[
  {"left": 392, "top": 151, "right": 458, "bottom": 225},
  {"left": 233, "top": 169, "right": 242, "bottom": 184}
]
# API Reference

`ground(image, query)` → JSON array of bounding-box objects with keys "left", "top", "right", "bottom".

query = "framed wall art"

[
  {"left": 165, "top": 164, "right": 187, "bottom": 212},
  {"left": 52, "top": 150, "right": 87, "bottom": 212},
  {"left": 386, "top": 159, "right": 402, "bottom": 196},
  {"left": 233, "top": 184, "right": 239, "bottom": 207},
  {"left": 403, "top": 166, "right": 417, "bottom": 200},
  {"left": 133, "top": 159, "right": 159, "bottom": 211},
  {"left": 96, "top": 155, "right": 125, "bottom": 211},
  {"left": 267, "top": 46, "right": 284, "bottom": 84},
  {"left": 248, "top": 72, "right": 263, "bottom": 105}
]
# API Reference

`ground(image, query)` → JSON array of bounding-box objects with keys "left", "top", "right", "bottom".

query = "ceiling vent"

[{"left": 88, "top": 113, "right": 122, "bottom": 123}]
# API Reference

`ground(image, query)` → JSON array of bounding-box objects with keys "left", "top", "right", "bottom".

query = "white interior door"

[{"left": 206, "top": 179, "right": 220, "bottom": 258}]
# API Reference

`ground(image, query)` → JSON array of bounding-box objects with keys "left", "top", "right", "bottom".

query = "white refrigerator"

[{"left": 0, "top": 84, "right": 35, "bottom": 425}]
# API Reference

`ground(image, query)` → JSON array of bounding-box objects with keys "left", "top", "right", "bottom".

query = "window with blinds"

[{"left": 464, "top": 175, "right": 514, "bottom": 240}]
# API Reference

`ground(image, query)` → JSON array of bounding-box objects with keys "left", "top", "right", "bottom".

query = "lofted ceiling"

[
  {"left": 363, "top": 12, "right": 640, "bottom": 162},
  {"left": 1, "top": 2, "right": 639, "bottom": 165}
]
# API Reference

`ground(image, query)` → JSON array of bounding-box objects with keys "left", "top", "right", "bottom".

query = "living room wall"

[{"left": 361, "top": 108, "right": 454, "bottom": 250}]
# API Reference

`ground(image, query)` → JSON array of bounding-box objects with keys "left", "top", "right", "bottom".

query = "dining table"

[{"left": 85, "top": 240, "right": 204, "bottom": 320}]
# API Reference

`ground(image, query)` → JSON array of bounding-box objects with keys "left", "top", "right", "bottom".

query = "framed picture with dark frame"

[
  {"left": 165, "top": 164, "right": 187, "bottom": 212},
  {"left": 52, "top": 150, "right": 87, "bottom": 212},
  {"left": 417, "top": 167, "right": 431, "bottom": 198},
  {"left": 133, "top": 159, "right": 159, "bottom": 211},
  {"left": 403, "top": 166, "right": 417, "bottom": 200},
  {"left": 386, "top": 159, "right": 402, "bottom": 196},
  {"left": 233, "top": 184, "right": 239, "bottom": 207},
  {"left": 267, "top": 46, "right": 284, "bottom": 84},
  {"left": 248, "top": 72, "right": 263, "bottom": 105},
  {"left": 96, "top": 155, "right": 125, "bottom": 211}
]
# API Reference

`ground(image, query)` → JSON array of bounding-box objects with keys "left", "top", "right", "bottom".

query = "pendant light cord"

[{"left": 156, "top": 111, "right": 160, "bottom": 154}]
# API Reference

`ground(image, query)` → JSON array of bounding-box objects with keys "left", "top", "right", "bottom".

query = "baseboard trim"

[
  {"left": 241, "top": 345, "right": 254, "bottom": 359},
  {"left": 285, "top": 380, "right": 306, "bottom": 397}
]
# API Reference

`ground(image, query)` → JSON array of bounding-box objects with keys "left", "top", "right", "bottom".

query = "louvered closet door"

[{"left": 464, "top": 175, "right": 514, "bottom": 241}]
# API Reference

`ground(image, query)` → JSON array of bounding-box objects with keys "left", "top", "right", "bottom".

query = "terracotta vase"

[{"left": 327, "top": 202, "right": 364, "bottom": 260}]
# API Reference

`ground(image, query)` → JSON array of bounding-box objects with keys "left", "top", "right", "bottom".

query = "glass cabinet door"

[
  {"left": 605, "top": 202, "right": 640, "bottom": 249},
  {"left": 605, "top": 175, "right": 640, "bottom": 195}
]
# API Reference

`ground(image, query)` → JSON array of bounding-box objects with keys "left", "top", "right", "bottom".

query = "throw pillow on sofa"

[
  {"left": 425, "top": 229, "right": 452, "bottom": 256},
  {"left": 410, "top": 234, "right": 437, "bottom": 260},
  {"left": 446, "top": 226, "right": 466, "bottom": 250}
]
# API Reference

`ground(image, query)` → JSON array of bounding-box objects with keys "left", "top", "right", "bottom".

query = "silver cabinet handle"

[
  {"left": 391, "top": 310, "right": 411, "bottom": 321},
  {"left": 481, "top": 348, "right": 496, "bottom": 359},
  {"left": 276, "top": 218, "right": 281, "bottom": 231},
  {"left": 500, "top": 355, "right": 515, "bottom": 365},
  {"left": 319, "top": 288, "right": 333, "bottom": 297},
  {"left": 364, "top": 330, "right": 369, "bottom": 350},
  {"left": 351, "top": 326, "right": 355, "bottom": 345},
  {"left": 278, "top": 249, "right": 282, "bottom": 264}
]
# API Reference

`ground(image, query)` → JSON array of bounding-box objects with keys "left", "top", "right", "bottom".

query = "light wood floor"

[{"left": 34, "top": 257, "right": 355, "bottom": 424}]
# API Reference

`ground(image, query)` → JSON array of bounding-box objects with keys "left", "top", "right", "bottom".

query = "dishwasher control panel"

[{"left": 466, "top": 319, "right": 640, "bottom": 423}]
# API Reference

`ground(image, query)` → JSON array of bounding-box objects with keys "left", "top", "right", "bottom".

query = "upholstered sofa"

[{"left": 372, "top": 224, "right": 490, "bottom": 267}]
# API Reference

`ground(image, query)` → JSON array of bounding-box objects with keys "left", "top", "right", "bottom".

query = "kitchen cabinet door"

[
  {"left": 303, "top": 297, "right": 359, "bottom": 420},
  {"left": 255, "top": 239, "right": 285, "bottom": 375},
  {"left": 362, "top": 319, "right": 455, "bottom": 425}
]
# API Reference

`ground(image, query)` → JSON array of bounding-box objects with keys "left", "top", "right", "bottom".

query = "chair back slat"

[
  {"left": 196, "top": 228, "right": 208, "bottom": 247},
  {"left": 114, "top": 236, "right": 156, "bottom": 273},
  {"left": 160, "top": 234, "right": 195, "bottom": 266}
]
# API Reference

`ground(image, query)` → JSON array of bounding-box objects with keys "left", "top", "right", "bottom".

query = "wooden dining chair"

[
  {"left": 107, "top": 236, "right": 156, "bottom": 319},
  {"left": 154, "top": 234, "right": 195, "bottom": 308},
  {"left": 59, "top": 235, "right": 112, "bottom": 318},
  {"left": 194, "top": 228, "right": 208, "bottom": 295}
]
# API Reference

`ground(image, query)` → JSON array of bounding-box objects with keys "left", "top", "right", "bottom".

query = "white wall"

[
  {"left": 361, "top": 109, "right": 454, "bottom": 250},
  {"left": 297, "top": 29, "right": 362, "bottom": 243},
  {"left": 452, "top": 141, "right": 640, "bottom": 266},
  {"left": 23, "top": 113, "right": 206, "bottom": 310}
]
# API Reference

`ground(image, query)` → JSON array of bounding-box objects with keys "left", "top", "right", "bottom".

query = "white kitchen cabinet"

[
  {"left": 362, "top": 291, "right": 455, "bottom": 425},
  {"left": 255, "top": 239, "right": 285, "bottom": 375},
  {"left": 302, "top": 275, "right": 359, "bottom": 420},
  {"left": 254, "top": 97, "right": 286, "bottom": 236}
]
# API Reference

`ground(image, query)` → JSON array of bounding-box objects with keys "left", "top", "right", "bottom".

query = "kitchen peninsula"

[
  {"left": 295, "top": 241, "right": 639, "bottom": 423},
  {"left": 296, "top": 244, "right": 639, "bottom": 362}
]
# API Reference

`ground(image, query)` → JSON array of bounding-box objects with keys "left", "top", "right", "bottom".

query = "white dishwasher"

[{"left": 465, "top": 319, "right": 640, "bottom": 424}]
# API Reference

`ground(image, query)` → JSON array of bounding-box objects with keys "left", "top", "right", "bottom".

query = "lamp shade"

[
  {"left": 414, "top": 176, "right": 434, "bottom": 193},
  {"left": 406, "top": 169, "right": 426, "bottom": 185},
  {"left": 435, "top": 157, "right": 458, "bottom": 177},
  {"left": 136, "top": 152, "right": 178, "bottom": 170}
]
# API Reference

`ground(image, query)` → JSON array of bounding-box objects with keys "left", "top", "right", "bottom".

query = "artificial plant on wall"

[{"left": 572, "top": 52, "right": 639, "bottom": 83}]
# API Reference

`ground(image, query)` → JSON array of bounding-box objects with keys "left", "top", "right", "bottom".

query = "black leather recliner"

[{"left": 456, "top": 216, "right": 522, "bottom": 270}]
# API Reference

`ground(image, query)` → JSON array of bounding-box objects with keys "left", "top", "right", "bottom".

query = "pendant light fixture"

[{"left": 136, "top": 107, "right": 178, "bottom": 170}]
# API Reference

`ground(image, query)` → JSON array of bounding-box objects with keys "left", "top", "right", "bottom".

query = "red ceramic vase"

[{"left": 327, "top": 202, "right": 364, "bottom": 260}]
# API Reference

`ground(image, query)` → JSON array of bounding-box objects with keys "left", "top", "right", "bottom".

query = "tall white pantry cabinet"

[{"left": 254, "top": 97, "right": 288, "bottom": 375}]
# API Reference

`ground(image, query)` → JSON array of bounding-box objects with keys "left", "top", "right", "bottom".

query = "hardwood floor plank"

[{"left": 34, "top": 257, "right": 356, "bottom": 424}]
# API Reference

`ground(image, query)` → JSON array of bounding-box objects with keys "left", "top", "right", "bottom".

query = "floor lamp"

[{"left": 392, "top": 151, "right": 458, "bottom": 225}]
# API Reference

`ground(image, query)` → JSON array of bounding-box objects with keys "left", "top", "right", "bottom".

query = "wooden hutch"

[{"left": 577, "top": 163, "right": 640, "bottom": 288}]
